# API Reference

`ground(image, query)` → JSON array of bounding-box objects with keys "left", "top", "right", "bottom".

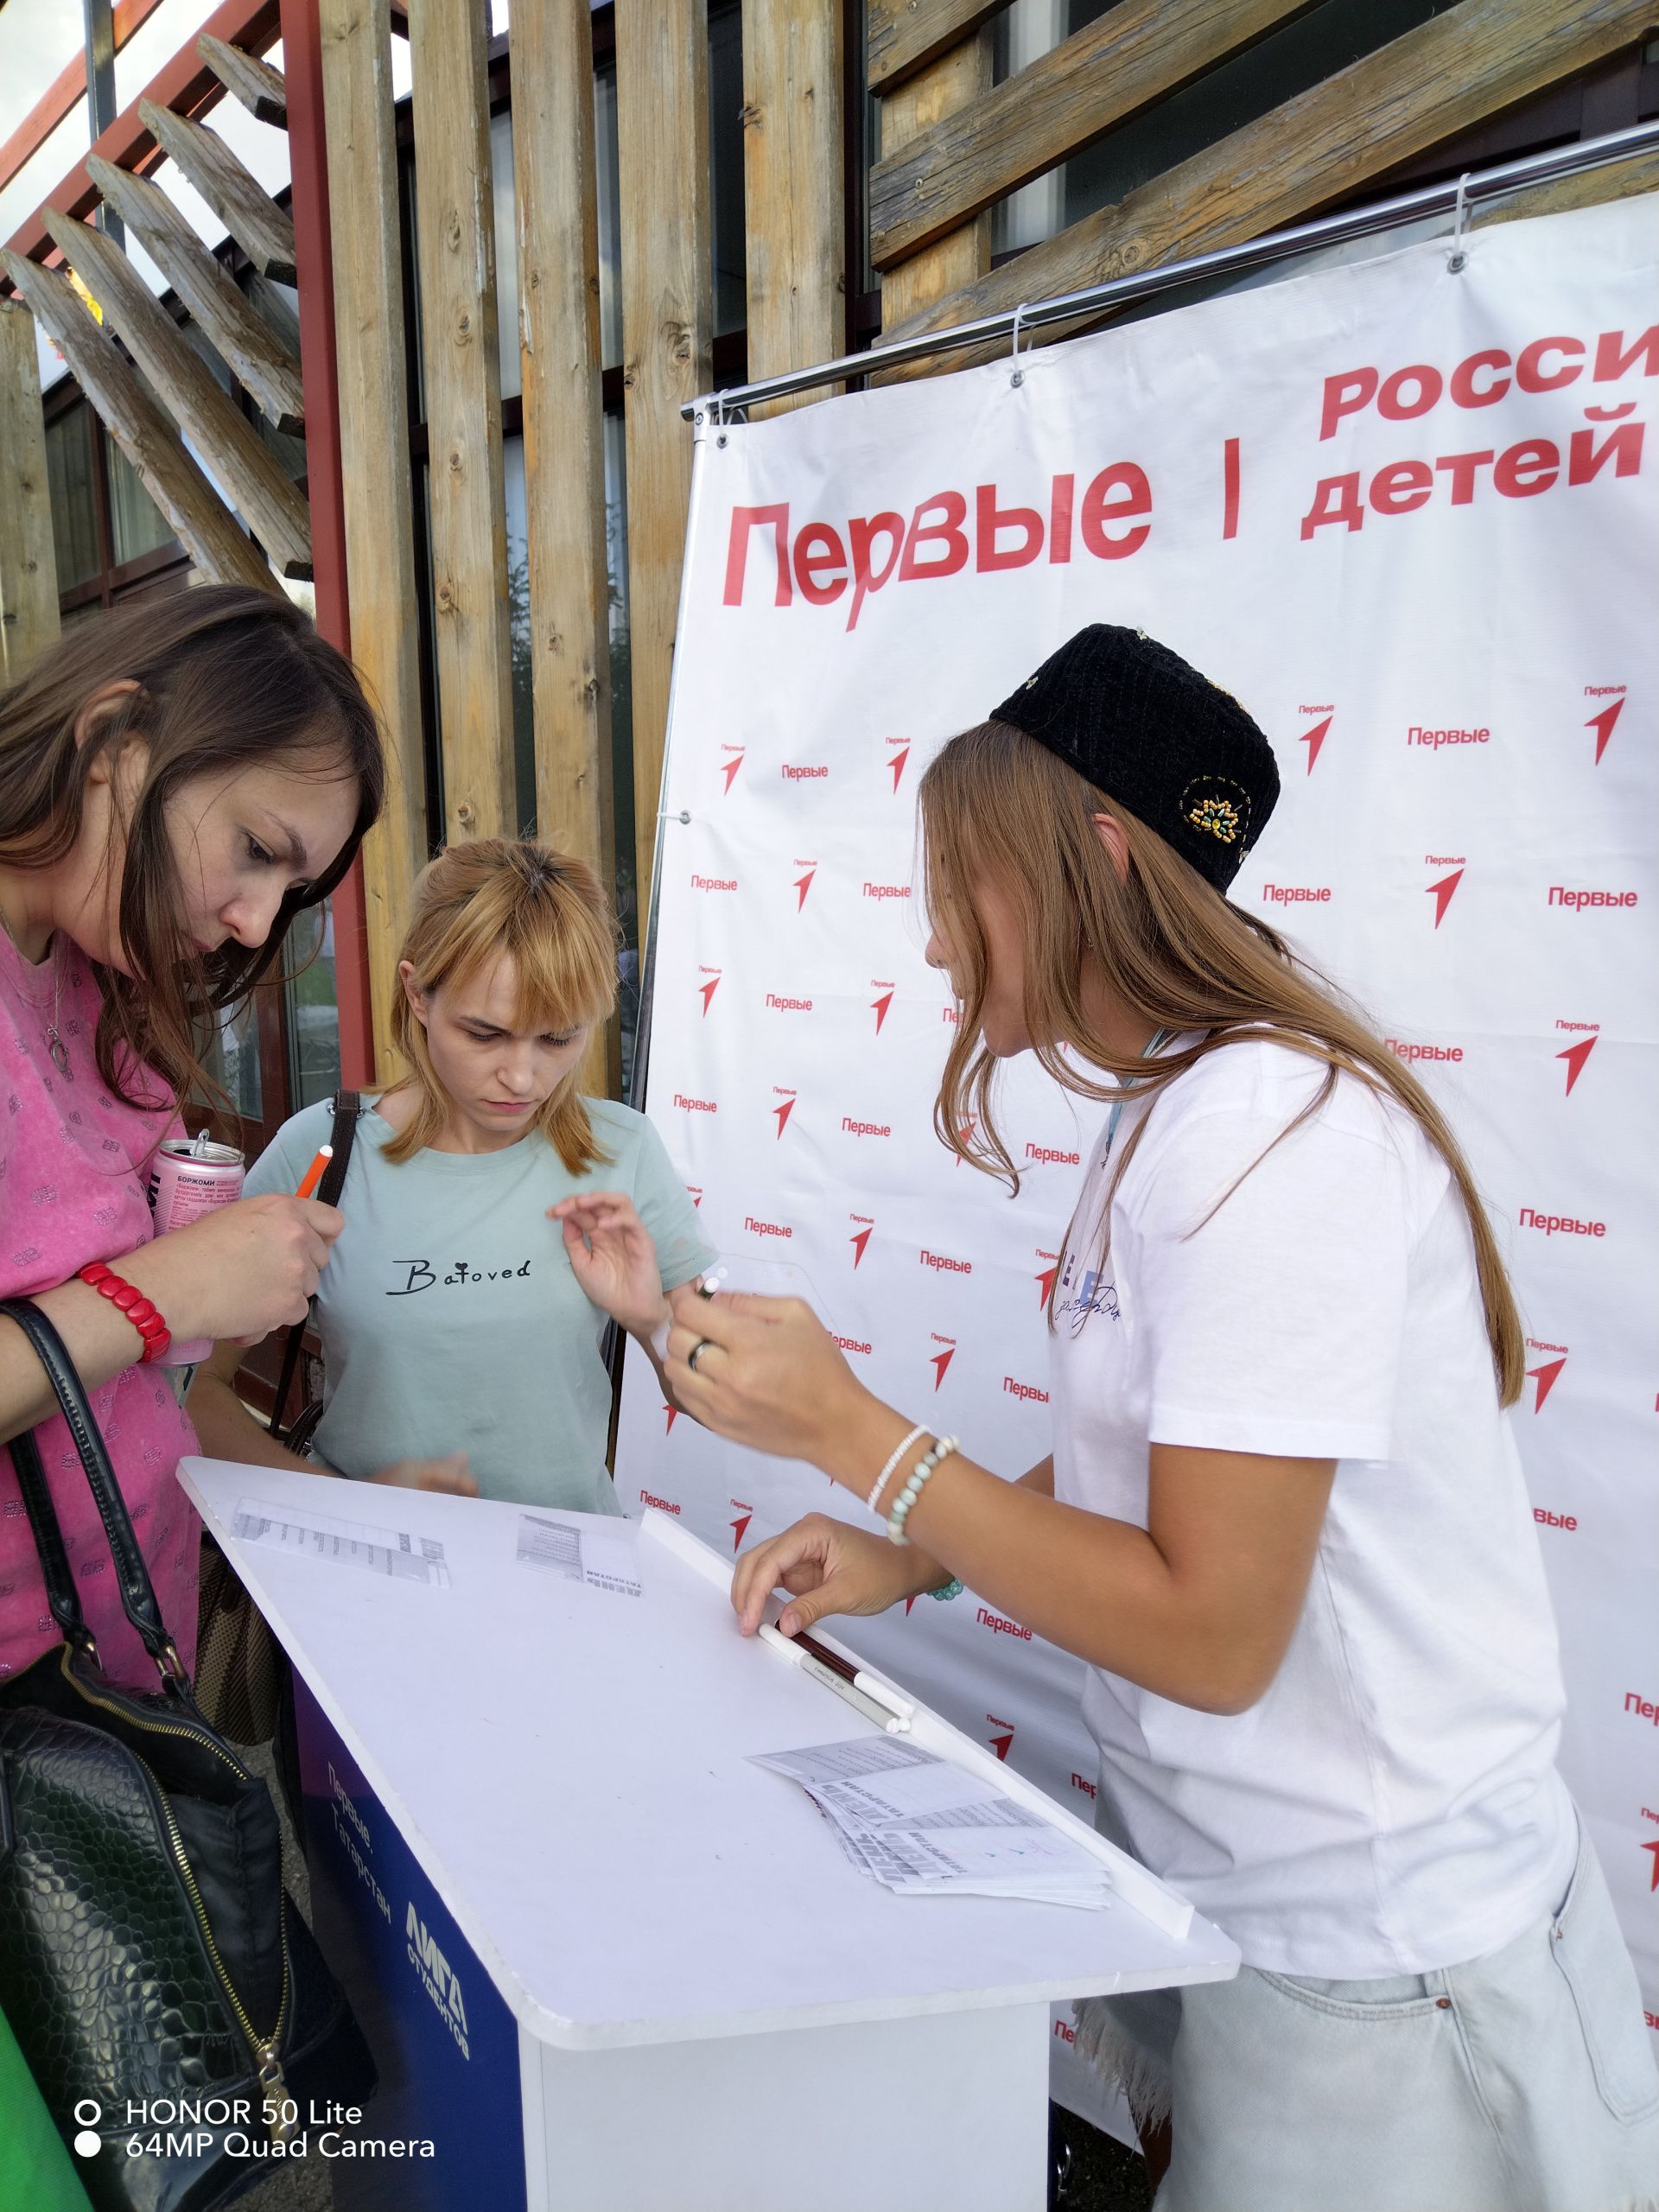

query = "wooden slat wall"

[
  {"left": 41, "top": 207, "right": 313, "bottom": 577},
  {"left": 741, "top": 0, "right": 844, "bottom": 413},
  {"left": 615, "top": 0, "right": 713, "bottom": 933},
  {"left": 0, "top": 300, "right": 60, "bottom": 683},
  {"left": 410, "top": 0, "right": 517, "bottom": 847},
  {"left": 2, "top": 251, "right": 278, "bottom": 594},
  {"left": 880, "top": 0, "right": 1658, "bottom": 361},
  {"left": 140, "top": 99, "right": 299, "bottom": 282},
  {"left": 875, "top": 30, "right": 992, "bottom": 362},
  {"left": 319, "top": 0, "right": 425, "bottom": 1071},
  {"left": 867, "top": 0, "right": 998, "bottom": 92},
  {"left": 199, "top": 30, "right": 288, "bottom": 126},
  {"left": 512, "top": 0, "right": 620, "bottom": 1096}
]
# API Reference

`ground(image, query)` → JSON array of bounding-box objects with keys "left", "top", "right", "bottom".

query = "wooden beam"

[
  {"left": 87, "top": 154, "right": 305, "bottom": 433},
  {"left": 875, "top": 31, "right": 991, "bottom": 360},
  {"left": 410, "top": 0, "right": 516, "bottom": 846},
  {"left": 1, "top": 251, "right": 277, "bottom": 594},
  {"left": 511, "top": 0, "right": 620, "bottom": 1097},
  {"left": 139, "top": 98, "right": 298, "bottom": 282},
  {"left": 5, "top": 0, "right": 283, "bottom": 269},
  {"left": 867, "top": 0, "right": 998, "bottom": 94},
  {"left": 0, "top": 0, "right": 166, "bottom": 195},
  {"left": 615, "top": 0, "right": 712, "bottom": 931},
  {"left": 0, "top": 302, "right": 60, "bottom": 683},
  {"left": 41, "top": 207, "right": 312, "bottom": 577},
  {"left": 741, "top": 0, "right": 845, "bottom": 415},
  {"left": 199, "top": 31, "right": 288, "bottom": 128},
  {"left": 883, "top": 0, "right": 1659, "bottom": 364},
  {"left": 872, "top": 0, "right": 1320, "bottom": 270},
  {"left": 319, "top": 0, "right": 425, "bottom": 1074}
]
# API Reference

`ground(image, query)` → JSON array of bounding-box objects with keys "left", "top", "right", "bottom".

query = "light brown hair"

[
  {"left": 918, "top": 721, "right": 1525, "bottom": 1407},
  {"left": 384, "top": 839, "right": 617, "bottom": 1173},
  {"left": 0, "top": 584, "right": 384, "bottom": 1107}
]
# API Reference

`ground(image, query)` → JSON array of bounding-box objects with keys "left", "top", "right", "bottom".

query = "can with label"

[{"left": 146, "top": 1135, "right": 245, "bottom": 1365}]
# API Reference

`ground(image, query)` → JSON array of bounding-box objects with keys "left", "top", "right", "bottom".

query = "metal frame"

[{"left": 687, "top": 119, "right": 1659, "bottom": 423}]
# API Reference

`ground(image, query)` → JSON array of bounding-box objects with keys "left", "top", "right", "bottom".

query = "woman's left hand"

[
  {"left": 550, "top": 1192, "right": 666, "bottom": 1338},
  {"left": 665, "top": 1284, "right": 878, "bottom": 1477}
]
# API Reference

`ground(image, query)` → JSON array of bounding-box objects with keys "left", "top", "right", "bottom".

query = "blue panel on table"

[{"left": 295, "top": 1675, "right": 527, "bottom": 2212}]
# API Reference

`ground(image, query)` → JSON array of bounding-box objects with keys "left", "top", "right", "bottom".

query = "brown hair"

[
  {"left": 0, "top": 583, "right": 384, "bottom": 1106},
  {"left": 919, "top": 721, "right": 1525, "bottom": 1407},
  {"left": 383, "top": 839, "right": 617, "bottom": 1173}
]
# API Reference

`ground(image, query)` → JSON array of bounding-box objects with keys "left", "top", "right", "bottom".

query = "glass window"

[
  {"left": 202, "top": 995, "right": 264, "bottom": 1122},
  {"left": 492, "top": 108, "right": 522, "bottom": 402},
  {"left": 284, "top": 900, "right": 343, "bottom": 1111},
  {"left": 105, "top": 435, "right": 176, "bottom": 566},
  {"left": 44, "top": 404, "right": 100, "bottom": 588},
  {"left": 502, "top": 431, "right": 536, "bottom": 836},
  {"left": 594, "top": 62, "right": 623, "bottom": 372}
]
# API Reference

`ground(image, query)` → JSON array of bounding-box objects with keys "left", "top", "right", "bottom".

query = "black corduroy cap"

[{"left": 990, "top": 625, "right": 1279, "bottom": 893}]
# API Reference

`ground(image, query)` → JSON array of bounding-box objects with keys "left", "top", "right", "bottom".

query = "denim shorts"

[{"left": 1075, "top": 1813, "right": 1659, "bottom": 2212}]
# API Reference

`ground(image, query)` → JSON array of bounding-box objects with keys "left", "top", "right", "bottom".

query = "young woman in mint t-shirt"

[
  {"left": 659, "top": 628, "right": 1657, "bottom": 2212},
  {"left": 190, "top": 840, "right": 712, "bottom": 1512}
]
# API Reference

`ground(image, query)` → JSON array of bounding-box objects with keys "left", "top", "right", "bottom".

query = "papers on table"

[
  {"left": 232, "top": 1497, "right": 450, "bottom": 1587},
  {"left": 753, "top": 1738, "right": 1115, "bottom": 1910},
  {"left": 515, "top": 1510, "right": 643, "bottom": 1599}
]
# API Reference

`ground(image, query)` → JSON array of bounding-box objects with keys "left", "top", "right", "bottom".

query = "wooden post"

[
  {"left": 874, "top": 30, "right": 991, "bottom": 362},
  {"left": 410, "top": 0, "right": 516, "bottom": 847},
  {"left": 511, "top": 0, "right": 620, "bottom": 1096},
  {"left": 0, "top": 300, "right": 60, "bottom": 683},
  {"left": 320, "top": 0, "right": 426, "bottom": 1074},
  {"left": 614, "top": 0, "right": 712, "bottom": 942},
  {"left": 741, "top": 0, "right": 844, "bottom": 414}
]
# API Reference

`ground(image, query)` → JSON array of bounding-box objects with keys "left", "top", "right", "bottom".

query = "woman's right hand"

[
  {"left": 124, "top": 1193, "right": 343, "bottom": 1345},
  {"left": 367, "top": 1453, "right": 478, "bottom": 1497},
  {"left": 731, "top": 1513, "right": 950, "bottom": 1638}
]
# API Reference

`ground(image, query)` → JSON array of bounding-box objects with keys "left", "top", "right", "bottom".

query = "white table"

[{"left": 181, "top": 1459, "right": 1236, "bottom": 2212}]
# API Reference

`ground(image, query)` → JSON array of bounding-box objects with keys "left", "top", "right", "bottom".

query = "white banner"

[{"left": 615, "top": 195, "right": 1659, "bottom": 2094}]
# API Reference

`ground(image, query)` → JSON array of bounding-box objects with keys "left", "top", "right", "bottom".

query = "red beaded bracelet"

[{"left": 78, "top": 1262, "right": 173, "bottom": 1364}]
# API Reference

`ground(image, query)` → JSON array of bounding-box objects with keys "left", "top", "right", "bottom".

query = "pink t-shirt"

[{"left": 1, "top": 929, "right": 200, "bottom": 1692}]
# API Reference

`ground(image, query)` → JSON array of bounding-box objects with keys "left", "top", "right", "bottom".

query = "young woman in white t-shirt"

[{"left": 662, "top": 626, "right": 1658, "bottom": 2211}]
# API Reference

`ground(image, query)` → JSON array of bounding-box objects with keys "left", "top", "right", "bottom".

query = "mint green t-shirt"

[{"left": 243, "top": 1097, "right": 714, "bottom": 1511}]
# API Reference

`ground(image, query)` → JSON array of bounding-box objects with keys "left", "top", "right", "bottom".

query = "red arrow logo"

[
  {"left": 1300, "top": 715, "right": 1332, "bottom": 774},
  {"left": 850, "top": 1227, "right": 872, "bottom": 1268},
  {"left": 872, "top": 990, "right": 893, "bottom": 1033},
  {"left": 930, "top": 1346, "right": 955, "bottom": 1390},
  {"left": 887, "top": 743, "right": 910, "bottom": 793},
  {"left": 772, "top": 1097, "right": 795, "bottom": 1138},
  {"left": 1585, "top": 698, "right": 1623, "bottom": 765},
  {"left": 664, "top": 1404, "right": 678, "bottom": 1433},
  {"left": 1527, "top": 1356, "right": 1567, "bottom": 1412},
  {"left": 699, "top": 976, "right": 720, "bottom": 1014},
  {"left": 904, "top": 1594, "right": 919, "bottom": 1617},
  {"left": 730, "top": 1508, "right": 753, "bottom": 1551},
  {"left": 1035, "top": 1264, "right": 1058, "bottom": 1306},
  {"left": 720, "top": 750, "right": 745, "bottom": 793},
  {"left": 1427, "top": 868, "right": 1464, "bottom": 928},
  {"left": 1643, "top": 1839, "right": 1659, "bottom": 1892},
  {"left": 793, "top": 866, "right": 817, "bottom": 910},
  {"left": 988, "top": 1722, "right": 1014, "bottom": 1762},
  {"left": 1557, "top": 1036, "right": 1597, "bottom": 1095}
]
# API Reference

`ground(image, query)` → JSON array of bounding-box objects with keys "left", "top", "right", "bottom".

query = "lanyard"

[{"left": 1104, "top": 1026, "right": 1173, "bottom": 1152}]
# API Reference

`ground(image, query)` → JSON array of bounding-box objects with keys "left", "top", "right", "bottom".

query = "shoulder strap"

[
  {"left": 0, "top": 1299, "right": 179, "bottom": 1678},
  {"left": 270, "top": 1090, "right": 360, "bottom": 1438}
]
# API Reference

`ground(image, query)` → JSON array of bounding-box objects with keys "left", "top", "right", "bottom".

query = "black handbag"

[{"left": 0, "top": 1299, "right": 375, "bottom": 2211}]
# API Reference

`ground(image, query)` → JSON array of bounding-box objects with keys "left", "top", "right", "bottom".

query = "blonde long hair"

[
  {"left": 384, "top": 839, "right": 617, "bottom": 1173},
  {"left": 919, "top": 722, "right": 1524, "bottom": 1407}
]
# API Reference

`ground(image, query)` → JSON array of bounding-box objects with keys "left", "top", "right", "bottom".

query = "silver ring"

[{"left": 687, "top": 1338, "right": 717, "bottom": 1375}]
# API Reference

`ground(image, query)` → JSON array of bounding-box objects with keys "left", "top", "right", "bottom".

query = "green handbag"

[{"left": 0, "top": 1998, "right": 95, "bottom": 2212}]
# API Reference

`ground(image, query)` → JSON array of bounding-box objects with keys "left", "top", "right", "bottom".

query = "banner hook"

[
  {"left": 1011, "top": 303, "right": 1032, "bottom": 386},
  {"left": 1446, "top": 173, "right": 1471, "bottom": 273}
]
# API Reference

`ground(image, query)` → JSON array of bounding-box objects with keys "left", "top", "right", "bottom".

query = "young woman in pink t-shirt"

[{"left": 0, "top": 585, "right": 383, "bottom": 1691}]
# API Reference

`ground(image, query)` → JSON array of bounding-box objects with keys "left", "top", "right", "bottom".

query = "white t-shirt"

[{"left": 1050, "top": 1033, "right": 1575, "bottom": 1977}]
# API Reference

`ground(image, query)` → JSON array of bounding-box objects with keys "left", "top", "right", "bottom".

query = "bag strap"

[
  {"left": 0, "top": 1298, "right": 182, "bottom": 1682},
  {"left": 270, "top": 1090, "right": 360, "bottom": 1439}
]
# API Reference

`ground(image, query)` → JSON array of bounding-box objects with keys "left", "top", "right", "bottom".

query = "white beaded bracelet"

[
  {"left": 887, "top": 1436, "right": 959, "bottom": 1546},
  {"left": 867, "top": 1423, "right": 928, "bottom": 1515}
]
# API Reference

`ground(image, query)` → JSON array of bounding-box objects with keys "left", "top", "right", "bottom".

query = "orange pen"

[{"left": 294, "top": 1145, "right": 333, "bottom": 1200}]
